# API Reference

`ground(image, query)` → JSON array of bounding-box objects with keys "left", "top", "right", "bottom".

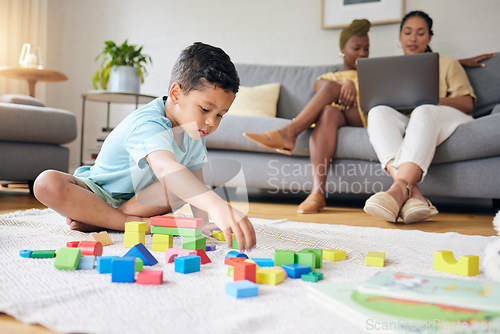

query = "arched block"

[{"left": 434, "top": 250, "right": 479, "bottom": 276}]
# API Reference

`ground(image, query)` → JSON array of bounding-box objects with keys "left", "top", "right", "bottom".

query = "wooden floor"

[{"left": 0, "top": 184, "right": 496, "bottom": 333}]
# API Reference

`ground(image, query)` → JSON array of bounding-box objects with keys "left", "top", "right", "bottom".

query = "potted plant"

[{"left": 92, "top": 40, "right": 152, "bottom": 93}]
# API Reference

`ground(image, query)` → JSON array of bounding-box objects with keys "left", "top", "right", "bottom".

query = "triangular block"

[
  {"left": 124, "top": 243, "right": 158, "bottom": 266},
  {"left": 195, "top": 248, "right": 211, "bottom": 265}
]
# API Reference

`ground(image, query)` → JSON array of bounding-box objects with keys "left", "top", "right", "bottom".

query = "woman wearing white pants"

[{"left": 363, "top": 11, "right": 476, "bottom": 223}]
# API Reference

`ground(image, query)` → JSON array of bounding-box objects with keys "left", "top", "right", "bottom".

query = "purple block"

[{"left": 206, "top": 245, "right": 216, "bottom": 252}]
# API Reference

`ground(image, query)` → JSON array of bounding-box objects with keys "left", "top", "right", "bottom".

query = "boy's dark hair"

[{"left": 170, "top": 42, "right": 239, "bottom": 94}]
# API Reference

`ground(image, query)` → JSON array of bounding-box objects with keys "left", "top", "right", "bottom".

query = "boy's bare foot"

[{"left": 66, "top": 217, "right": 105, "bottom": 232}]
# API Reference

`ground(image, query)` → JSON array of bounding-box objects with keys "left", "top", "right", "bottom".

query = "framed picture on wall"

[{"left": 321, "top": 0, "right": 404, "bottom": 29}]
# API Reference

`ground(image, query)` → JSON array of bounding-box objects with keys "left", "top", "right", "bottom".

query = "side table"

[
  {"left": 0, "top": 66, "right": 68, "bottom": 97},
  {"left": 80, "top": 91, "right": 157, "bottom": 165}
]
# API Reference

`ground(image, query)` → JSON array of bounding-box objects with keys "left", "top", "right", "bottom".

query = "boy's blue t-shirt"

[{"left": 74, "top": 96, "right": 208, "bottom": 200}]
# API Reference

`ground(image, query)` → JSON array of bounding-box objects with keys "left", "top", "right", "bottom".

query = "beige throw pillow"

[{"left": 228, "top": 83, "right": 280, "bottom": 117}]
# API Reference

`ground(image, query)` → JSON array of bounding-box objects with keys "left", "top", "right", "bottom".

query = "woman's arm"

[
  {"left": 439, "top": 95, "right": 474, "bottom": 115},
  {"left": 459, "top": 53, "right": 496, "bottom": 68}
]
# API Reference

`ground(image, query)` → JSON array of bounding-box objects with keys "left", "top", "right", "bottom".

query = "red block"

[
  {"left": 78, "top": 241, "right": 103, "bottom": 256},
  {"left": 195, "top": 248, "right": 211, "bottom": 265},
  {"left": 233, "top": 262, "right": 257, "bottom": 283},
  {"left": 224, "top": 257, "right": 246, "bottom": 266},
  {"left": 151, "top": 216, "right": 203, "bottom": 229},
  {"left": 66, "top": 241, "right": 80, "bottom": 248},
  {"left": 136, "top": 270, "right": 163, "bottom": 285}
]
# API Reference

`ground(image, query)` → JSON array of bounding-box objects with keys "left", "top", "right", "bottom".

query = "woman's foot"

[
  {"left": 243, "top": 128, "right": 296, "bottom": 155},
  {"left": 400, "top": 186, "right": 438, "bottom": 223},
  {"left": 364, "top": 179, "right": 410, "bottom": 223},
  {"left": 297, "top": 193, "right": 326, "bottom": 214}
]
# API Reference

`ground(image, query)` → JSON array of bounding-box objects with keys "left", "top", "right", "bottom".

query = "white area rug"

[{"left": 0, "top": 209, "right": 495, "bottom": 334}]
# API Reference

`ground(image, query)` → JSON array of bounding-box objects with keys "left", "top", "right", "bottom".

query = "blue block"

[
  {"left": 19, "top": 250, "right": 33, "bottom": 258},
  {"left": 226, "top": 280, "right": 259, "bottom": 299},
  {"left": 174, "top": 255, "right": 201, "bottom": 274},
  {"left": 123, "top": 243, "right": 158, "bottom": 266},
  {"left": 206, "top": 245, "right": 216, "bottom": 252},
  {"left": 281, "top": 263, "right": 311, "bottom": 279},
  {"left": 96, "top": 256, "right": 118, "bottom": 274},
  {"left": 225, "top": 250, "right": 248, "bottom": 259},
  {"left": 111, "top": 257, "right": 135, "bottom": 283},
  {"left": 252, "top": 258, "right": 274, "bottom": 267},
  {"left": 77, "top": 255, "right": 95, "bottom": 270}
]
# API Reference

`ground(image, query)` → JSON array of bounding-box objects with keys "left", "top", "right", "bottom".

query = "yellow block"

[
  {"left": 87, "top": 231, "right": 112, "bottom": 246},
  {"left": 152, "top": 234, "right": 173, "bottom": 251},
  {"left": 125, "top": 221, "right": 148, "bottom": 233},
  {"left": 433, "top": 250, "right": 479, "bottom": 276},
  {"left": 365, "top": 251, "right": 385, "bottom": 267},
  {"left": 323, "top": 249, "right": 346, "bottom": 262},
  {"left": 212, "top": 231, "right": 235, "bottom": 241},
  {"left": 124, "top": 231, "right": 145, "bottom": 248},
  {"left": 256, "top": 268, "right": 285, "bottom": 285}
]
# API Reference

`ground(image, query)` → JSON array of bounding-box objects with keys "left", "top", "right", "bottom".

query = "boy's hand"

[{"left": 209, "top": 204, "right": 256, "bottom": 252}]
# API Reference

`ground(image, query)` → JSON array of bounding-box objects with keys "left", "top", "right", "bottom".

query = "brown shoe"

[
  {"left": 243, "top": 130, "right": 292, "bottom": 156},
  {"left": 298, "top": 193, "right": 326, "bottom": 214}
]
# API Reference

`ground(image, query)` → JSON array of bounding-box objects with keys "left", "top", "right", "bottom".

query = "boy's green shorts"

[{"left": 76, "top": 177, "right": 128, "bottom": 209}]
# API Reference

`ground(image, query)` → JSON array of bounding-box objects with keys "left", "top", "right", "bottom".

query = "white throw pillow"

[{"left": 228, "top": 83, "right": 280, "bottom": 117}]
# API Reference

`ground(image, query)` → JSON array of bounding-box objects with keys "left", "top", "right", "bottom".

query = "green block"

[
  {"left": 150, "top": 225, "right": 202, "bottom": 237},
  {"left": 298, "top": 249, "right": 323, "bottom": 268},
  {"left": 295, "top": 252, "right": 316, "bottom": 269},
  {"left": 273, "top": 250, "right": 295, "bottom": 267},
  {"left": 54, "top": 248, "right": 81, "bottom": 270},
  {"left": 232, "top": 238, "right": 238, "bottom": 250},
  {"left": 31, "top": 250, "right": 56, "bottom": 258},
  {"left": 135, "top": 258, "right": 143, "bottom": 272},
  {"left": 301, "top": 271, "right": 323, "bottom": 282},
  {"left": 183, "top": 235, "right": 207, "bottom": 250}
]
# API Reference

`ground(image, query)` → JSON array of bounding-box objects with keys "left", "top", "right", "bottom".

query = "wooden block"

[
  {"left": 78, "top": 240, "right": 103, "bottom": 256},
  {"left": 66, "top": 241, "right": 80, "bottom": 248},
  {"left": 273, "top": 250, "right": 295, "bottom": 267},
  {"left": 151, "top": 225, "right": 202, "bottom": 237},
  {"left": 195, "top": 248, "right": 212, "bottom": 265},
  {"left": 183, "top": 235, "right": 206, "bottom": 250},
  {"left": 281, "top": 263, "right": 311, "bottom": 279},
  {"left": 165, "top": 248, "right": 197, "bottom": 263},
  {"left": 323, "top": 249, "right": 346, "bottom": 262},
  {"left": 136, "top": 270, "right": 163, "bottom": 285},
  {"left": 152, "top": 234, "right": 173, "bottom": 252},
  {"left": 225, "top": 257, "right": 246, "bottom": 266},
  {"left": 251, "top": 258, "right": 274, "bottom": 267},
  {"left": 434, "top": 250, "right": 479, "bottom": 276},
  {"left": 206, "top": 245, "right": 216, "bottom": 252},
  {"left": 226, "top": 280, "right": 258, "bottom": 298},
  {"left": 151, "top": 216, "right": 203, "bottom": 229},
  {"left": 233, "top": 261, "right": 257, "bottom": 283},
  {"left": 54, "top": 247, "right": 81, "bottom": 270},
  {"left": 19, "top": 250, "right": 33, "bottom": 258},
  {"left": 124, "top": 221, "right": 148, "bottom": 233},
  {"left": 298, "top": 249, "right": 323, "bottom": 268},
  {"left": 111, "top": 257, "right": 135, "bottom": 283},
  {"left": 135, "top": 258, "right": 143, "bottom": 272},
  {"left": 96, "top": 256, "right": 118, "bottom": 274},
  {"left": 256, "top": 268, "right": 285, "bottom": 285},
  {"left": 31, "top": 250, "right": 56, "bottom": 258},
  {"left": 87, "top": 232, "right": 112, "bottom": 246},
  {"left": 77, "top": 256, "right": 95, "bottom": 270},
  {"left": 301, "top": 271, "right": 324, "bottom": 282},
  {"left": 174, "top": 255, "right": 201, "bottom": 274},
  {"left": 124, "top": 231, "right": 145, "bottom": 248},
  {"left": 295, "top": 252, "right": 316, "bottom": 269},
  {"left": 365, "top": 251, "right": 385, "bottom": 267},
  {"left": 124, "top": 243, "right": 158, "bottom": 266},
  {"left": 212, "top": 230, "right": 225, "bottom": 241}
]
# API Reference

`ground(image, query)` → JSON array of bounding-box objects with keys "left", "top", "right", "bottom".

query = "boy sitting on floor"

[{"left": 34, "top": 42, "right": 256, "bottom": 251}]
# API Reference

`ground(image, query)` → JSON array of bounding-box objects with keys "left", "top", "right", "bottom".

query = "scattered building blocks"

[
  {"left": 366, "top": 251, "right": 385, "bottom": 267},
  {"left": 252, "top": 258, "right": 274, "bottom": 267},
  {"left": 111, "top": 257, "right": 135, "bottom": 283},
  {"left": 31, "top": 250, "right": 56, "bottom": 258},
  {"left": 66, "top": 241, "right": 80, "bottom": 248},
  {"left": 301, "top": 271, "right": 324, "bottom": 282},
  {"left": 256, "top": 268, "right": 285, "bottom": 285},
  {"left": 174, "top": 255, "right": 201, "bottom": 274},
  {"left": 19, "top": 250, "right": 33, "bottom": 258},
  {"left": 124, "top": 231, "right": 146, "bottom": 248},
  {"left": 78, "top": 241, "right": 103, "bottom": 256},
  {"left": 151, "top": 216, "right": 203, "bottom": 229},
  {"left": 295, "top": 252, "right": 316, "bottom": 270},
  {"left": 226, "top": 280, "right": 259, "bottom": 298},
  {"left": 281, "top": 263, "right": 311, "bottom": 279},
  {"left": 150, "top": 225, "right": 202, "bottom": 237},
  {"left": 125, "top": 221, "right": 148, "bottom": 233},
  {"left": 96, "top": 256, "right": 119, "bottom": 274},
  {"left": 298, "top": 249, "right": 322, "bottom": 268},
  {"left": 87, "top": 231, "right": 112, "bottom": 246},
  {"left": 152, "top": 234, "right": 173, "bottom": 252},
  {"left": 135, "top": 258, "right": 143, "bottom": 272},
  {"left": 183, "top": 235, "right": 207, "bottom": 250},
  {"left": 206, "top": 245, "right": 216, "bottom": 252},
  {"left": 136, "top": 270, "right": 163, "bottom": 285},
  {"left": 124, "top": 243, "right": 158, "bottom": 266},
  {"left": 195, "top": 248, "right": 212, "bottom": 265},
  {"left": 212, "top": 230, "right": 225, "bottom": 241},
  {"left": 233, "top": 261, "right": 257, "bottom": 283},
  {"left": 273, "top": 250, "right": 295, "bottom": 267},
  {"left": 434, "top": 250, "right": 479, "bottom": 276},
  {"left": 323, "top": 249, "right": 346, "bottom": 262},
  {"left": 77, "top": 256, "right": 95, "bottom": 270},
  {"left": 165, "top": 248, "right": 197, "bottom": 263},
  {"left": 54, "top": 247, "right": 81, "bottom": 271}
]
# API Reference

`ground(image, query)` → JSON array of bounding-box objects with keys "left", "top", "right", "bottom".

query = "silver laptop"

[{"left": 357, "top": 53, "right": 439, "bottom": 112}]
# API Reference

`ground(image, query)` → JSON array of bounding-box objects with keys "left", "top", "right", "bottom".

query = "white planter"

[{"left": 108, "top": 65, "right": 141, "bottom": 93}]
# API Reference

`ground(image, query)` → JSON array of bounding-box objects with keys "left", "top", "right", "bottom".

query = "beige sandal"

[
  {"left": 363, "top": 178, "right": 412, "bottom": 223},
  {"left": 400, "top": 198, "right": 439, "bottom": 224},
  {"left": 297, "top": 193, "right": 326, "bottom": 214}
]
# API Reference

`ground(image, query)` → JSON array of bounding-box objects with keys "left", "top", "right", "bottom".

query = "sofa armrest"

[{"left": 491, "top": 104, "right": 500, "bottom": 114}]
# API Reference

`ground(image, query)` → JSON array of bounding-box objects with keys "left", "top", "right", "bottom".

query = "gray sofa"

[
  {"left": 0, "top": 94, "right": 77, "bottom": 190},
  {"left": 204, "top": 55, "right": 500, "bottom": 205}
]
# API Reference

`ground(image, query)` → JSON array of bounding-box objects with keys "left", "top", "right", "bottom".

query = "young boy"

[{"left": 34, "top": 42, "right": 256, "bottom": 251}]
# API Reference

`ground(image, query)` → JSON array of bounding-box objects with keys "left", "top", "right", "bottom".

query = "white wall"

[{"left": 42, "top": 0, "right": 500, "bottom": 172}]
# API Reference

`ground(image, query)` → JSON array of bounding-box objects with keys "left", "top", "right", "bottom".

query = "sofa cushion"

[
  {"left": 235, "top": 64, "right": 342, "bottom": 120},
  {"left": 0, "top": 102, "right": 77, "bottom": 144},
  {"left": 0, "top": 94, "right": 45, "bottom": 107},
  {"left": 464, "top": 53, "right": 500, "bottom": 118},
  {"left": 228, "top": 83, "right": 280, "bottom": 117}
]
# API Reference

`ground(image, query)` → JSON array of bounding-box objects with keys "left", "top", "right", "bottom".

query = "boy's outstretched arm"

[{"left": 146, "top": 150, "right": 256, "bottom": 251}]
